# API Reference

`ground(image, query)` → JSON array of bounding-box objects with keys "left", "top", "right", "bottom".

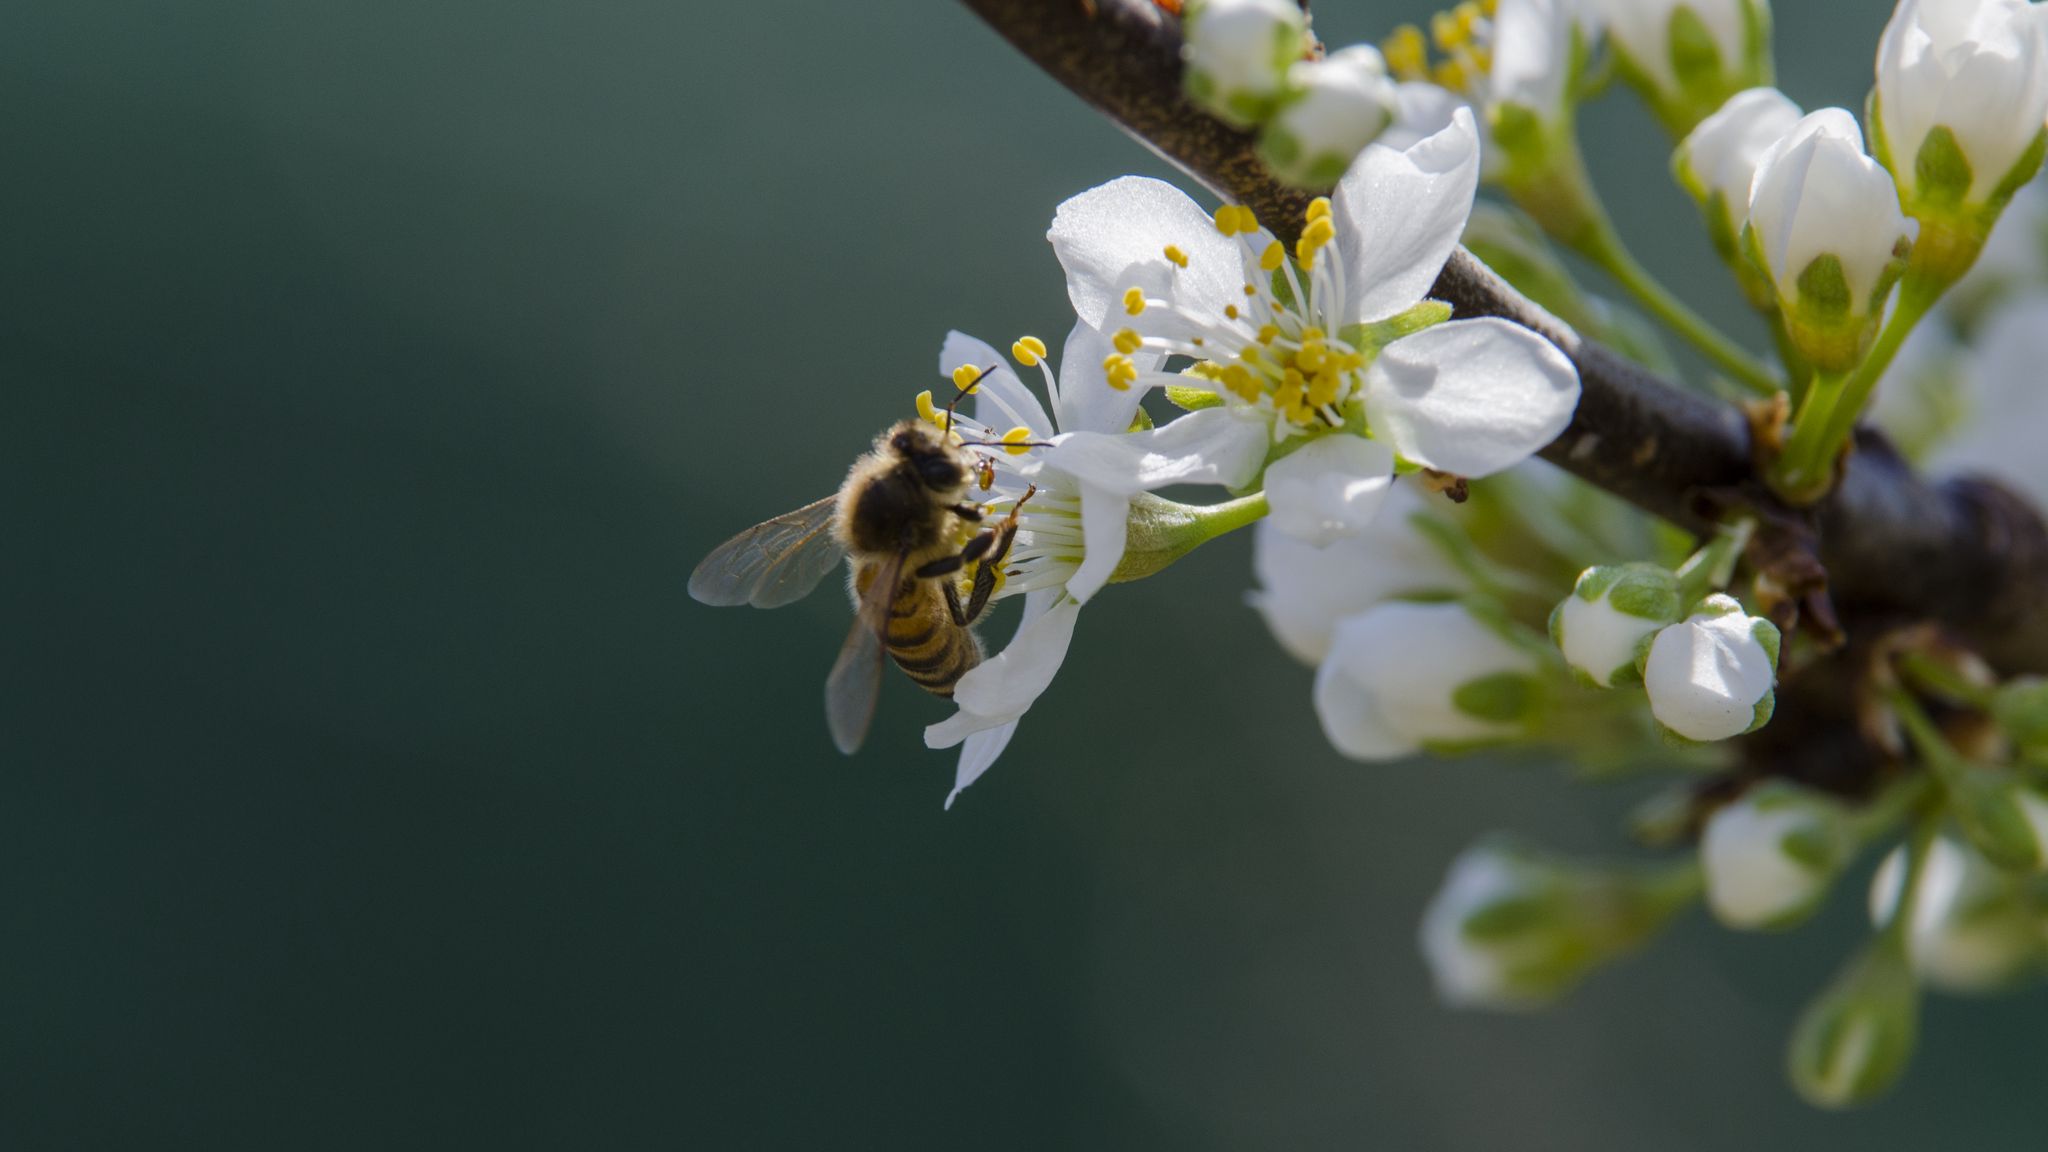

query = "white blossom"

[
  {"left": 1046, "top": 108, "right": 1577, "bottom": 550},
  {"left": 1314, "top": 601, "right": 1539, "bottom": 760},
  {"left": 1674, "top": 87, "right": 1804, "bottom": 246},
  {"left": 1875, "top": 0, "right": 2048, "bottom": 211},
  {"left": 1642, "top": 593, "right": 1779, "bottom": 742},
  {"left": 1551, "top": 563, "right": 1681, "bottom": 688},
  {"left": 1700, "top": 782, "right": 1851, "bottom": 930},
  {"left": 1246, "top": 481, "right": 1467, "bottom": 664}
]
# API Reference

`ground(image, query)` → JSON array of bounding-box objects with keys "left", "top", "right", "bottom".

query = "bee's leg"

[
  {"left": 941, "top": 576, "right": 970, "bottom": 627},
  {"left": 915, "top": 553, "right": 965, "bottom": 580},
  {"left": 951, "top": 503, "right": 985, "bottom": 522},
  {"left": 961, "top": 521, "right": 1026, "bottom": 624}
]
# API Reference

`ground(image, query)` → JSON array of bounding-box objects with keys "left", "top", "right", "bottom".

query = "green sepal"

[
  {"left": 1911, "top": 126, "right": 1974, "bottom": 215},
  {"left": 1164, "top": 383, "right": 1224, "bottom": 412},
  {"left": 1786, "top": 937, "right": 1920, "bottom": 1109},
  {"left": 1453, "top": 671, "right": 1542, "bottom": 725},
  {"left": 1340, "top": 299, "right": 1451, "bottom": 352}
]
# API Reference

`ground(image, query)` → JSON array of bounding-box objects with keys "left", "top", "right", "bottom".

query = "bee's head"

[{"left": 888, "top": 420, "right": 968, "bottom": 492}]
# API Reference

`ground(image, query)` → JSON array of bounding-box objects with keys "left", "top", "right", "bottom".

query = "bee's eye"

[
  {"left": 918, "top": 458, "right": 959, "bottom": 488},
  {"left": 891, "top": 432, "right": 917, "bottom": 454}
]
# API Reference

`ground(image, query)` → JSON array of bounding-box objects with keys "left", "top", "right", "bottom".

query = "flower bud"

[
  {"left": 1599, "top": 0, "right": 1773, "bottom": 138},
  {"left": 1182, "top": 0, "right": 1307, "bottom": 128},
  {"left": 1549, "top": 562, "right": 1682, "bottom": 688},
  {"left": 1257, "top": 46, "right": 1399, "bottom": 187},
  {"left": 1993, "top": 675, "right": 2048, "bottom": 768},
  {"left": 1673, "top": 87, "right": 1803, "bottom": 300},
  {"left": 1642, "top": 594, "right": 1780, "bottom": 742},
  {"left": 1419, "top": 838, "right": 1695, "bottom": 1010},
  {"left": 1700, "top": 781, "right": 1853, "bottom": 930},
  {"left": 1744, "top": 108, "right": 1915, "bottom": 373},
  {"left": 1871, "top": 835, "right": 2042, "bottom": 993},
  {"left": 1872, "top": 0, "right": 2048, "bottom": 283},
  {"left": 1786, "top": 937, "right": 1920, "bottom": 1108},
  {"left": 1314, "top": 601, "right": 1541, "bottom": 761}
]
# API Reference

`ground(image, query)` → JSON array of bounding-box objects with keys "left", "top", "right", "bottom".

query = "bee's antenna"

[{"left": 943, "top": 364, "right": 998, "bottom": 436}]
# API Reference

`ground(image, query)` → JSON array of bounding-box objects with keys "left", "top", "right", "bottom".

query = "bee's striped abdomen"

[{"left": 885, "top": 579, "right": 981, "bottom": 697}]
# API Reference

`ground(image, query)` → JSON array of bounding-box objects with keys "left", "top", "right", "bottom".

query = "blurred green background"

[{"left": 7, "top": 0, "right": 2044, "bottom": 1147}]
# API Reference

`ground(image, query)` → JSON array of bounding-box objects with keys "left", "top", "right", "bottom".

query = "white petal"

[
  {"left": 1364, "top": 318, "right": 1579, "bottom": 476},
  {"left": 940, "top": 330, "right": 1053, "bottom": 437},
  {"left": 1048, "top": 176, "right": 1244, "bottom": 331},
  {"left": 1056, "top": 320, "right": 1151, "bottom": 435},
  {"left": 1331, "top": 106, "right": 1482, "bottom": 325},
  {"left": 1261, "top": 434, "right": 1396, "bottom": 546},
  {"left": 1063, "top": 483, "right": 1130, "bottom": 605},
  {"left": 945, "top": 721, "right": 1018, "bottom": 809},
  {"left": 1313, "top": 627, "right": 1417, "bottom": 760},
  {"left": 1042, "top": 406, "right": 1269, "bottom": 495},
  {"left": 951, "top": 596, "right": 1082, "bottom": 719}
]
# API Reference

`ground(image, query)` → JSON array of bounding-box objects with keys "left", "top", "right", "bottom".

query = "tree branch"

[{"left": 962, "top": 0, "right": 2048, "bottom": 676}]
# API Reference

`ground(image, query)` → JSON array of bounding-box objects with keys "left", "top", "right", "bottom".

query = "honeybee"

[{"left": 689, "top": 413, "right": 1032, "bottom": 754}]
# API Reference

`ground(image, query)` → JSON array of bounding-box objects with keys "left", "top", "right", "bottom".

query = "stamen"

[
  {"left": 1163, "top": 244, "right": 1189, "bottom": 269},
  {"left": 1000, "top": 426, "right": 1036, "bottom": 456},
  {"left": 1224, "top": 304, "right": 1240, "bottom": 320},
  {"left": 1122, "top": 287, "right": 1147, "bottom": 316},
  {"left": 1102, "top": 353, "right": 1140, "bottom": 390},
  {"left": 1112, "top": 328, "right": 1143, "bottom": 355},
  {"left": 952, "top": 364, "right": 985, "bottom": 393},
  {"left": 1305, "top": 197, "right": 1332, "bottom": 223},
  {"left": 1012, "top": 336, "right": 1047, "bottom": 366},
  {"left": 916, "top": 390, "right": 944, "bottom": 428},
  {"left": 1259, "top": 241, "right": 1285, "bottom": 273},
  {"left": 1383, "top": 24, "right": 1429, "bottom": 81}
]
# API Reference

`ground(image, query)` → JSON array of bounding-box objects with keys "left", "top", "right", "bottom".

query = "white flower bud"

[
  {"left": 1314, "top": 601, "right": 1539, "bottom": 761},
  {"left": 1247, "top": 483, "right": 1466, "bottom": 665},
  {"left": 1700, "top": 781, "right": 1852, "bottom": 930},
  {"left": 1257, "top": 47, "right": 1399, "bottom": 187},
  {"left": 1598, "top": 0, "right": 1772, "bottom": 136},
  {"left": 1419, "top": 839, "right": 1692, "bottom": 1010},
  {"left": 1549, "top": 563, "right": 1682, "bottom": 687},
  {"left": 1874, "top": 0, "right": 2048, "bottom": 216},
  {"left": 1745, "top": 108, "right": 1915, "bottom": 372},
  {"left": 1787, "top": 937, "right": 1920, "bottom": 1108},
  {"left": 1182, "top": 0, "right": 1307, "bottom": 128},
  {"left": 1642, "top": 594, "right": 1780, "bottom": 742},
  {"left": 1871, "top": 835, "right": 2042, "bottom": 993},
  {"left": 1935, "top": 762, "right": 2048, "bottom": 872},
  {"left": 1674, "top": 87, "right": 1803, "bottom": 275}
]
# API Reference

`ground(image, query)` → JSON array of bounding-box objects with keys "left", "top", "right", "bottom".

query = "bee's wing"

[
  {"left": 688, "top": 495, "right": 846, "bottom": 609},
  {"left": 824, "top": 549, "right": 904, "bottom": 755}
]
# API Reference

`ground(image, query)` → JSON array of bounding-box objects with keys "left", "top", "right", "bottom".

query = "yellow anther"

[
  {"left": 1257, "top": 323, "right": 1281, "bottom": 345},
  {"left": 1213, "top": 205, "right": 1238, "bottom": 236},
  {"left": 1220, "top": 364, "right": 1262, "bottom": 403},
  {"left": 1012, "top": 336, "right": 1047, "bottom": 366},
  {"left": 952, "top": 363, "right": 985, "bottom": 393},
  {"left": 1243, "top": 283, "right": 1259, "bottom": 296},
  {"left": 1224, "top": 304, "right": 1240, "bottom": 321},
  {"left": 1305, "top": 197, "right": 1332, "bottom": 223},
  {"left": 1433, "top": 58, "right": 1470, "bottom": 92},
  {"left": 1231, "top": 205, "right": 1259, "bottom": 234},
  {"left": 1384, "top": 24, "right": 1430, "bottom": 81},
  {"left": 915, "top": 389, "right": 943, "bottom": 427},
  {"left": 1113, "top": 328, "right": 1144, "bottom": 355},
  {"left": 1101, "top": 353, "right": 1140, "bottom": 391},
  {"left": 1259, "top": 241, "right": 1285, "bottom": 272},
  {"left": 1296, "top": 342, "right": 1328, "bottom": 373},
  {"left": 1455, "top": 1, "right": 1484, "bottom": 37},
  {"left": 1294, "top": 235, "right": 1317, "bottom": 269},
  {"left": 1163, "top": 244, "right": 1189, "bottom": 269},
  {"left": 1431, "top": 9, "right": 1467, "bottom": 50},
  {"left": 1000, "top": 426, "right": 1036, "bottom": 456},
  {"left": 1301, "top": 217, "right": 1336, "bottom": 251},
  {"left": 1123, "top": 286, "right": 1147, "bottom": 316},
  {"left": 1307, "top": 369, "right": 1341, "bottom": 408},
  {"left": 1300, "top": 326, "right": 1325, "bottom": 341},
  {"left": 1282, "top": 366, "right": 1305, "bottom": 389}
]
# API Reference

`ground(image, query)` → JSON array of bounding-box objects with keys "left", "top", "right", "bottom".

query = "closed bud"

[
  {"left": 1314, "top": 601, "right": 1542, "bottom": 761},
  {"left": 1873, "top": 0, "right": 2048, "bottom": 283},
  {"left": 1182, "top": 0, "right": 1307, "bottom": 129},
  {"left": 1598, "top": 0, "right": 1773, "bottom": 138},
  {"left": 1419, "top": 838, "right": 1696, "bottom": 1010},
  {"left": 1701, "top": 781, "right": 1854, "bottom": 930},
  {"left": 1744, "top": 109, "right": 1916, "bottom": 373},
  {"left": 1550, "top": 562, "right": 1682, "bottom": 688},
  {"left": 1673, "top": 87, "right": 1803, "bottom": 301},
  {"left": 1871, "top": 835, "right": 2042, "bottom": 993},
  {"left": 1258, "top": 47, "right": 1399, "bottom": 187},
  {"left": 1642, "top": 594, "right": 1781, "bottom": 742},
  {"left": 1786, "top": 937, "right": 1920, "bottom": 1108}
]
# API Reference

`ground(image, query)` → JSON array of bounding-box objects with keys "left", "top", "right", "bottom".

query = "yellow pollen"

[
  {"left": 1122, "top": 287, "right": 1147, "bottom": 316},
  {"left": 1301, "top": 217, "right": 1336, "bottom": 250},
  {"left": 1282, "top": 366, "right": 1305, "bottom": 389},
  {"left": 915, "top": 389, "right": 943, "bottom": 427},
  {"left": 1225, "top": 304, "right": 1240, "bottom": 320},
  {"left": 1455, "top": 1, "right": 1484, "bottom": 37},
  {"left": 1240, "top": 344, "right": 1264, "bottom": 365},
  {"left": 1113, "top": 328, "right": 1143, "bottom": 355},
  {"left": 1000, "top": 426, "right": 1035, "bottom": 456},
  {"left": 1294, "top": 236, "right": 1317, "bottom": 269},
  {"left": 1307, "top": 369, "right": 1341, "bottom": 408},
  {"left": 952, "top": 364, "right": 984, "bottom": 393},
  {"left": 1213, "top": 205, "right": 1237, "bottom": 236},
  {"left": 1384, "top": 24, "right": 1429, "bottom": 81},
  {"left": 1259, "top": 241, "right": 1285, "bottom": 272},
  {"left": 1243, "top": 283, "right": 1259, "bottom": 297},
  {"left": 1102, "top": 353, "right": 1139, "bottom": 391},
  {"left": 1012, "top": 336, "right": 1047, "bottom": 366},
  {"left": 1163, "top": 244, "right": 1189, "bottom": 268},
  {"left": 1433, "top": 58, "right": 1470, "bottom": 92},
  {"left": 1296, "top": 342, "right": 1328, "bottom": 372},
  {"left": 1257, "top": 323, "right": 1280, "bottom": 344},
  {"left": 1220, "top": 364, "right": 1262, "bottom": 403},
  {"left": 1431, "top": 10, "right": 1467, "bottom": 50},
  {"left": 1305, "top": 197, "right": 1332, "bottom": 223},
  {"left": 1482, "top": 0, "right": 1497, "bottom": 14}
]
